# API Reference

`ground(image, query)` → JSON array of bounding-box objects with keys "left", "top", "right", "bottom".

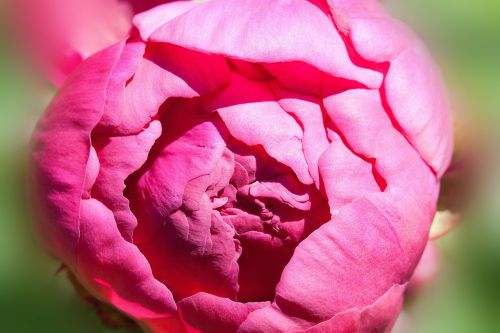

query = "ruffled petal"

[
  {"left": 92, "top": 120, "right": 162, "bottom": 241},
  {"left": 323, "top": 88, "right": 438, "bottom": 259},
  {"left": 318, "top": 135, "right": 381, "bottom": 211},
  {"left": 273, "top": 86, "right": 330, "bottom": 188},
  {"left": 13, "top": 0, "right": 134, "bottom": 85},
  {"left": 76, "top": 199, "right": 176, "bottom": 320},
  {"left": 178, "top": 292, "right": 268, "bottom": 333},
  {"left": 207, "top": 73, "right": 312, "bottom": 185},
  {"left": 326, "top": 1, "right": 453, "bottom": 176},
  {"left": 96, "top": 41, "right": 231, "bottom": 135},
  {"left": 323, "top": 89, "right": 438, "bottom": 198},
  {"left": 274, "top": 196, "right": 411, "bottom": 323},
  {"left": 138, "top": 196, "right": 240, "bottom": 300},
  {"left": 130, "top": 105, "right": 227, "bottom": 242}
]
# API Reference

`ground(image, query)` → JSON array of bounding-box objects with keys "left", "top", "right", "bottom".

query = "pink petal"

[
  {"left": 149, "top": 0, "right": 382, "bottom": 88},
  {"left": 323, "top": 89, "right": 438, "bottom": 199},
  {"left": 318, "top": 135, "right": 381, "bottom": 211},
  {"left": 407, "top": 241, "right": 440, "bottom": 292},
  {"left": 82, "top": 146, "right": 99, "bottom": 198},
  {"left": 178, "top": 292, "right": 268, "bottom": 333},
  {"left": 325, "top": 0, "right": 453, "bottom": 176},
  {"left": 273, "top": 196, "right": 412, "bottom": 323},
  {"left": 207, "top": 73, "right": 313, "bottom": 185},
  {"left": 77, "top": 199, "right": 176, "bottom": 319},
  {"left": 273, "top": 86, "right": 330, "bottom": 188},
  {"left": 323, "top": 88, "right": 439, "bottom": 257},
  {"left": 237, "top": 305, "right": 311, "bottom": 332},
  {"left": 137, "top": 195, "right": 240, "bottom": 300},
  {"left": 326, "top": 0, "right": 387, "bottom": 22},
  {"left": 344, "top": 17, "right": 413, "bottom": 63},
  {"left": 296, "top": 284, "right": 405, "bottom": 333},
  {"left": 91, "top": 120, "right": 162, "bottom": 241},
  {"left": 130, "top": 105, "right": 227, "bottom": 243},
  {"left": 133, "top": 1, "right": 200, "bottom": 40},
  {"left": 96, "top": 41, "right": 231, "bottom": 135},
  {"left": 236, "top": 231, "right": 295, "bottom": 302},
  {"left": 31, "top": 42, "right": 127, "bottom": 266},
  {"left": 385, "top": 43, "right": 453, "bottom": 176}
]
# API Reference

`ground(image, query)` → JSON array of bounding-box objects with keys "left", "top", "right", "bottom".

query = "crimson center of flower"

[{"left": 125, "top": 94, "right": 330, "bottom": 303}]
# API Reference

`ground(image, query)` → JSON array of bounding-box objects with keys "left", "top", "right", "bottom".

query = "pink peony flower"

[
  {"left": 11, "top": 0, "right": 173, "bottom": 86},
  {"left": 30, "top": 0, "right": 453, "bottom": 332}
]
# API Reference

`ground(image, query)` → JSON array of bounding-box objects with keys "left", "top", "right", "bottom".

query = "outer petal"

[
  {"left": 384, "top": 43, "right": 453, "bottom": 177},
  {"left": 77, "top": 199, "right": 177, "bottom": 320},
  {"left": 275, "top": 195, "right": 414, "bottom": 322},
  {"left": 326, "top": 0, "right": 453, "bottom": 176},
  {"left": 323, "top": 89, "right": 439, "bottom": 262},
  {"left": 295, "top": 284, "right": 405, "bottom": 333},
  {"left": 31, "top": 42, "right": 127, "bottom": 267},
  {"left": 407, "top": 241, "right": 440, "bottom": 292},
  {"left": 148, "top": 0, "right": 382, "bottom": 88}
]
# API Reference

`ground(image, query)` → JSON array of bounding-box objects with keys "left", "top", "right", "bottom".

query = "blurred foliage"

[
  {"left": 386, "top": 1, "right": 500, "bottom": 332},
  {"left": 0, "top": 0, "right": 499, "bottom": 332}
]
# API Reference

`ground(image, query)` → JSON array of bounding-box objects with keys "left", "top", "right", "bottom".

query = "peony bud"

[{"left": 31, "top": 1, "right": 453, "bottom": 332}]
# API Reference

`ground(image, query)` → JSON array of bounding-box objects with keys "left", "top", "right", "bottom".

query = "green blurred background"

[{"left": 0, "top": 0, "right": 499, "bottom": 332}]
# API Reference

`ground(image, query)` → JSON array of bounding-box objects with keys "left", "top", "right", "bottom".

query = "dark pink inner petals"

[
  {"left": 137, "top": 195, "right": 240, "bottom": 301},
  {"left": 127, "top": 99, "right": 227, "bottom": 243},
  {"left": 213, "top": 137, "right": 330, "bottom": 302},
  {"left": 124, "top": 82, "right": 331, "bottom": 303},
  {"left": 236, "top": 232, "right": 295, "bottom": 302}
]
